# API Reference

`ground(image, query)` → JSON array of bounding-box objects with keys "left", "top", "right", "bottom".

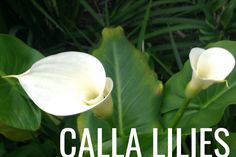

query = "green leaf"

[
  {"left": 161, "top": 40, "right": 236, "bottom": 133},
  {"left": 0, "top": 142, "right": 5, "bottom": 156},
  {"left": 2, "top": 142, "right": 56, "bottom": 157},
  {"left": 215, "top": 132, "right": 236, "bottom": 157},
  {"left": 0, "top": 34, "right": 43, "bottom": 133},
  {"left": 78, "top": 26, "right": 162, "bottom": 138},
  {"left": 207, "top": 0, "right": 225, "bottom": 12},
  {"left": 137, "top": 0, "right": 152, "bottom": 51},
  {"left": 220, "top": 0, "right": 236, "bottom": 28},
  {"left": 77, "top": 112, "right": 112, "bottom": 143},
  {"left": 0, "top": 123, "right": 33, "bottom": 141},
  {"left": 83, "top": 133, "right": 176, "bottom": 157},
  {"left": 225, "top": 132, "right": 236, "bottom": 157},
  {"left": 80, "top": 0, "right": 105, "bottom": 26}
]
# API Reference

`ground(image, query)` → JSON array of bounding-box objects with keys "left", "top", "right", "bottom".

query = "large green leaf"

[
  {"left": 224, "top": 132, "right": 236, "bottom": 157},
  {"left": 0, "top": 34, "right": 43, "bottom": 132},
  {"left": 161, "top": 40, "right": 236, "bottom": 133},
  {"left": 0, "top": 123, "right": 33, "bottom": 141},
  {"left": 77, "top": 26, "right": 162, "bottom": 139},
  {"left": 214, "top": 132, "right": 236, "bottom": 157},
  {"left": 84, "top": 133, "right": 176, "bottom": 157},
  {"left": 2, "top": 142, "right": 56, "bottom": 157}
]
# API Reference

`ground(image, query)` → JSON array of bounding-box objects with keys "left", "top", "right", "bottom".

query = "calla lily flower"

[
  {"left": 185, "top": 47, "right": 235, "bottom": 98},
  {"left": 4, "top": 52, "right": 113, "bottom": 117}
]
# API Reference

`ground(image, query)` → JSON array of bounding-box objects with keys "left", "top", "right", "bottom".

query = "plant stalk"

[{"left": 169, "top": 98, "right": 191, "bottom": 128}]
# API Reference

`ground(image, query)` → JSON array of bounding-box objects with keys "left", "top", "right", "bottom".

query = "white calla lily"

[
  {"left": 185, "top": 47, "right": 235, "bottom": 98},
  {"left": 4, "top": 52, "right": 113, "bottom": 117}
]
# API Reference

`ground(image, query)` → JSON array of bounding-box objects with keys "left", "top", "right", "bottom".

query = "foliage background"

[{"left": 0, "top": 0, "right": 236, "bottom": 156}]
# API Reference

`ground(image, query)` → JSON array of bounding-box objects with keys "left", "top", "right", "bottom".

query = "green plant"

[
  {"left": 1, "top": 0, "right": 236, "bottom": 156},
  {"left": 0, "top": 26, "right": 235, "bottom": 156}
]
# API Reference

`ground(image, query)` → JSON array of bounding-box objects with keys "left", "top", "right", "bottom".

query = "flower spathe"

[
  {"left": 185, "top": 47, "right": 235, "bottom": 98},
  {"left": 5, "top": 52, "right": 113, "bottom": 117}
]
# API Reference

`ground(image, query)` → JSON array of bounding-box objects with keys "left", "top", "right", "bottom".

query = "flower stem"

[{"left": 169, "top": 98, "right": 191, "bottom": 128}]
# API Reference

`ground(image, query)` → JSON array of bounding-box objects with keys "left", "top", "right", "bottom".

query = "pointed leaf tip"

[{"left": 102, "top": 26, "right": 125, "bottom": 39}]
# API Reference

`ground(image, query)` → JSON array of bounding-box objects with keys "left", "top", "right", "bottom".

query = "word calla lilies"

[
  {"left": 4, "top": 52, "right": 113, "bottom": 118},
  {"left": 185, "top": 47, "right": 235, "bottom": 99}
]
